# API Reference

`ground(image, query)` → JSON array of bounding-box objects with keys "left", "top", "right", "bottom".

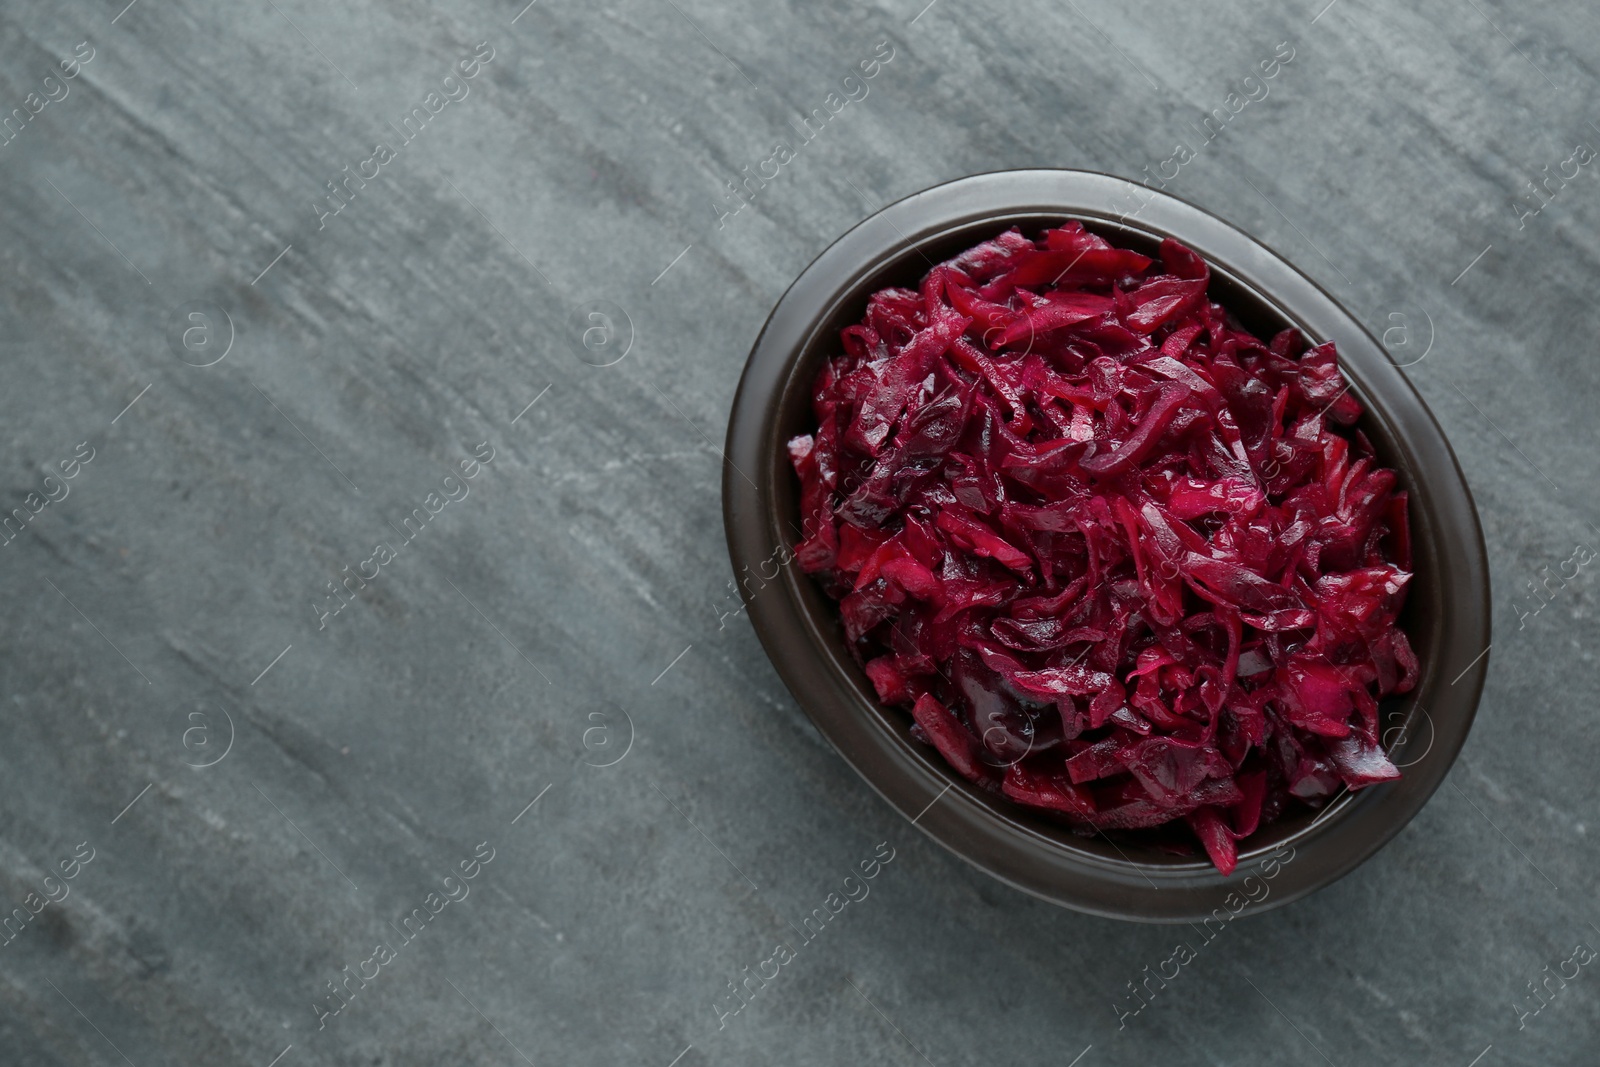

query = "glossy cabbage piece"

[{"left": 791, "top": 224, "right": 1415, "bottom": 875}]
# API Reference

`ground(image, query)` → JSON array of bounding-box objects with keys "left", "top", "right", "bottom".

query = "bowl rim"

[{"left": 722, "top": 168, "right": 1490, "bottom": 922}]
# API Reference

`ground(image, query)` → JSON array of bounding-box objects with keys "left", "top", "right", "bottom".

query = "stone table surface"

[{"left": 1, "top": 0, "right": 1597, "bottom": 1064}]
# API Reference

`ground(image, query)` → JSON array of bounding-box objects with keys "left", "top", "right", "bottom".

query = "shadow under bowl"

[{"left": 722, "top": 169, "right": 1490, "bottom": 922}]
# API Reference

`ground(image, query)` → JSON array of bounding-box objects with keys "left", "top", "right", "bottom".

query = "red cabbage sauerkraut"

[{"left": 787, "top": 224, "right": 1416, "bottom": 874}]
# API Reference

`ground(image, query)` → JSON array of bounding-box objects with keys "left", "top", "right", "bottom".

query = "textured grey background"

[{"left": 1, "top": 0, "right": 1596, "bottom": 1064}]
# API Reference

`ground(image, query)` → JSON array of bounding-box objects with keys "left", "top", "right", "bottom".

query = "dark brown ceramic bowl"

[{"left": 722, "top": 170, "right": 1489, "bottom": 922}]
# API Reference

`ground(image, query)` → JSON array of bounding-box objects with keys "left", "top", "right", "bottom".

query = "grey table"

[{"left": 1, "top": 0, "right": 1596, "bottom": 1064}]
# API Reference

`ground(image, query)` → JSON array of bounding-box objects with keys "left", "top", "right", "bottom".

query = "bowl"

[{"left": 722, "top": 169, "right": 1489, "bottom": 922}]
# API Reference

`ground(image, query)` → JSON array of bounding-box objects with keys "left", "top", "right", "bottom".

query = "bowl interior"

[{"left": 768, "top": 211, "right": 1438, "bottom": 872}]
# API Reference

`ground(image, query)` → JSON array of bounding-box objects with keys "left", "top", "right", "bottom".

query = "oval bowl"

[{"left": 722, "top": 169, "right": 1489, "bottom": 922}]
